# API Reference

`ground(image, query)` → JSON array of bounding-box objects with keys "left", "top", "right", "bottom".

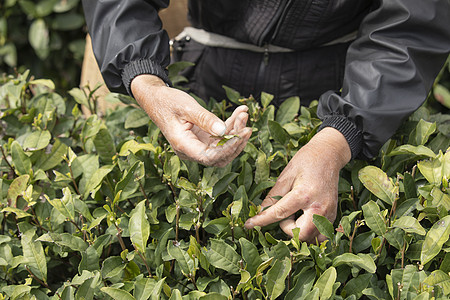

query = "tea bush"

[{"left": 0, "top": 65, "right": 449, "bottom": 300}]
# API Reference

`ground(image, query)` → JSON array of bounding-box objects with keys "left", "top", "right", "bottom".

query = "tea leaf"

[
  {"left": 421, "top": 215, "right": 450, "bottom": 265},
  {"left": 11, "top": 141, "right": 32, "bottom": 175},
  {"left": 239, "top": 238, "right": 262, "bottom": 276},
  {"left": 101, "top": 256, "right": 127, "bottom": 279},
  {"left": 268, "top": 120, "right": 290, "bottom": 145},
  {"left": 101, "top": 287, "right": 136, "bottom": 300},
  {"left": 393, "top": 216, "right": 426, "bottom": 235},
  {"left": 332, "top": 253, "right": 376, "bottom": 273},
  {"left": 276, "top": 96, "right": 300, "bottom": 125},
  {"left": 21, "top": 229, "right": 47, "bottom": 283},
  {"left": 359, "top": 166, "right": 397, "bottom": 205},
  {"left": 266, "top": 257, "right": 291, "bottom": 300},
  {"left": 389, "top": 145, "right": 437, "bottom": 158},
  {"left": 129, "top": 200, "right": 150, "bottom": 254},
  {"left": 285, "top": 268, "right": 316, "bottom": 300},
  {"left": 119, "top": 140, "right": 156, "bottom": 156},
  {"left": 167, "top": 241, "right": 194, "bottom": 277},
  {"left": 23, "top": 130, "right": 51, "bottom": 151},
  {"left": 362, "top": 200, "right": 387, "bottom": 236},
  {"left": 313, "top": 266, "right": 336, "bottom": 300},
  {"left": 125, "top": 108, "right": 150, "bottom": 129},
  {"left": 203, "top": 239, "right": 240, "bottom": 274},
  {"left": 312, "top": 214, "right": 335, "bottom": 242}
]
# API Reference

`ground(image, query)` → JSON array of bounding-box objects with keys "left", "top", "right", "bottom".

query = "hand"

[
  {"left": 244, "top": 127, "right": 351, "bottom": 243},
  {"left": 131, "top": 74, "right": 252, "bottom": 167}
]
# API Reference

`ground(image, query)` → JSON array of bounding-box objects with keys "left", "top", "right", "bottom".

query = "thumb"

[{"left": 185, "top": 104, "right": 227, "bottom": 136}]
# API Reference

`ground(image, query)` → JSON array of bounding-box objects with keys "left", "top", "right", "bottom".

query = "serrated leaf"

[
  {"left": 312, "top": 214, "right": 335, "bottom": 242},
  {"left": 21, "top": 229, "right": 47, "bottom": 283},
  {"left": 36, "top": 138, "right": 68, "bottom": 171},
  {"left": 23, "top": 130, "right": 51, "bottom": 151},
  {"left": 389, "top": 145, "right": 437, "bottom": 158},
  {"left": 266, "top": 257, "right": 291, "bottom": 300},
  {"left": 239, "top": 238, "right": 262, "bottom": 276},
  {"left": 393, "top": 216, "right": 426, "bottom": 235},
  {"left": 1, "top": 207, "right": 32, "bottom": 218},
  {"left": 268, "top": 120, "right": 290, "bottom": 145},
  {"left": 203, "top": 239, "right": 240, "bottom": 274},
  {"left": 423, "top": 270, "right": 450, "bottom": 296},
  {"left": 418, "top": 157, "right": 443, "bottom": 185},
  {"left": 421, "top": 215, "right": 450, "bottom": 265},
  {"left": 11, "top": 141, "right": 32, "bottom": 175},
  {"left": 36, "top": 232, "right": 88, "bottom": 252},
  {"left": 125, "top": 109, "right": 150, "bottom": 129},
  {"left": 332, "top": 253, "right": 376, "bottom": 273},
  {"left": 362, "top": 200, "right": 387, "bottom": 236},
  {"left": 119, "top": 140, "right": 156, "bottom": 156},
  {"left": 313, "top": 266, "right": 336, "bottom": 300},
  {"left": 101, "top": 287, "right": 136, "bottom": 300},
  {"left": 285, "top": 268, "right": 316, "bottom": 300},
  {"left": 168, "top": 241, "right": 194, "bottom": 277},
  {"left": 84, "top": 165, "right": 114, "bottom": 199},
  {"left": 129, "top": 200, "right": 150, "bottom": 253},
  {"left": 101, "top": 256, "right": 126, "bottom": 279},
  {"left": 359, "top": 166, "right": 397, "bottom": 205},
  {"left": 276, "top": 96, "right": 300, "bottom": 125}
]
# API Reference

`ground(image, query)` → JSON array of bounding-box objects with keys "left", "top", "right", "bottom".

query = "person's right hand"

[{"left": 131, "top": 74, "right": 252, "bottom": 167}]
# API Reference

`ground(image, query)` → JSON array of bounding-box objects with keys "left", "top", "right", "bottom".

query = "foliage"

[
  {"left": 0, "top": 66, "right": 449, "bottom": 300},
  {"left": 0, "top": 0, "right": 86, "bottom": 90}
]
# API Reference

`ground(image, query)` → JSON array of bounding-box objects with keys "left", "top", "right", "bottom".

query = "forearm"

[{"left": 317, "top": 0, "right": 450, "bottom": 160}]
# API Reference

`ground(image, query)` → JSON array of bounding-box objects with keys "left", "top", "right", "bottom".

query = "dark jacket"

[{"left": 82, "top": 0, "right": 450, "bottom": 160}]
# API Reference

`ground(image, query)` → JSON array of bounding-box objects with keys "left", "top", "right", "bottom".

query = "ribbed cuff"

[
  {"left": 122, "top": 59, "right": 172, "bottom": 97},
  {"left": 318, "top": 115, "right": 363, "bottom": 160}
]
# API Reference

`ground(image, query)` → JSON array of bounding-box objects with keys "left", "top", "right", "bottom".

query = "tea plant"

[{"left": 0, "top": 68, "right": 449, "bottom": 300}]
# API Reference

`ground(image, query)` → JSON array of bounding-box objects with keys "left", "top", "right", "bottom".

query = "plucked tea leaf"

[
  {"left": 129, "top": 200, "right": 150, "bottom": 253},
  {"left": 421, "top": 215, "right": 450, "bottom": 265},
  {"left": 266, "top": 257, "right": 291, "bottom": 300},
  {"left": 203, "top": 239, "right": 241, "bottom": 274},
  {"left": 359, "top": 166, "right": 397, "bottom": 205}
]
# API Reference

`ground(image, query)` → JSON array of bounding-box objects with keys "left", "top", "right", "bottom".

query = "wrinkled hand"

[
  {"left": 244, "top": 127, "right": 351, "bottom": 243},
  {"left": 131, "top": 74, "right": 252, "bottom": 167}
]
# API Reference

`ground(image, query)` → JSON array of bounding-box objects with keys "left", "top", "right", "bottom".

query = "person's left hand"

[{"left": 244, "top": 127, "right": 351, "bottom": 243}]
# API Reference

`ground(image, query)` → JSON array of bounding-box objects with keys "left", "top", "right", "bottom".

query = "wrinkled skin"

[
  {"left": 131, "top": 74, "right": 252, "bottom": 167},
  {"left": 244, "top": 127, "right": 351, "bottom": 243}
]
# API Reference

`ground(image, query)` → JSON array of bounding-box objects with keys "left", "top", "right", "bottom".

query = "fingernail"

[
  {"left": 212, "top": 122, "right": 226, "bottom": 136},
  {"left": 244, "top": 219, "right": 254, "bottom": 229}
]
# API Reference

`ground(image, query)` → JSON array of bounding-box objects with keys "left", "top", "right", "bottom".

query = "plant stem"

[
  {"left": 136, "top": 248, "right": 152, "bottom": 277},
  {"left": 25, "top": 266, "right": 59, "bottom": 298},
  {"left": 349, "top": 222, "right": 359, "bottom": 253},
  {"left": 68, "top": 164, "right": 81, "bottom": 197},
  {"left": 138, "top": 180, "right": 149, "bottom": 206},
  {"left": 0, "top": 145, "right": 14, "bottom": 176},
  {"left": 401, "top": 240, "right": 406, "bottom": 269},
  {"left": 175, "top": 202, "right": 180, "bottom": 242},
  {"left": 115, "top": 224, "right": 126, "bottom": 251}
]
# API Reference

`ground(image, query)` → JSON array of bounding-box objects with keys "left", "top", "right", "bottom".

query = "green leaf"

[
  {"left": 418, "top": 157, "right": 443, "bottom": 185},
  {"left": 423, "top": 270, "right": 450, "bottom": 296},
  {"left": 393, "top": 216, "right": 426, "bottom": 235},
  {"left": 203, "top": 239, "right": 241, "bottom": 274},
  {"left": 115, "top": 161, "right": 140, "bottom": 201},
  {"left": 84, "top": 165, "right": 115, "bottom": 199},
  {"left": 46, "top": 187, "right": 75, "bottom": 221},
  {"left": 94, "top": 128, "right": 116, "bottom": 164},
  {"left": 101, "top": 287, "right": 136, "bottom": 300},
  {"left": 119, "top": 140, "right": 156, "bottom": 156},
  {"left": 11, "top": 141, "right": 32, "bottom": 176},
  {"left": 312, "top": 214, "right": 335, "bottom": 242},
  {"left": 36, "top": 138, "right": 68, "bottom": 171},
  {"left": 36, "top": 232, "right": 88, "bottom": 252},
  {"left": 362, "top": 200, "right": 387, "bottom": 236},
  {"left": 1, "top": 207, "right": 32, "bottom": 218},
  {"left": 129, "top": 200, "right": 150, "bottom": 253},
  {"left": 431, "top": 187, "right": 450, "bottom": 210},
  {"left": 255, "top": 151, "right": 269, "bottom": 184},
  {"left": 212, "top": 172, "right": 238, "bottom": 198},
  {"left": 359, "top": 166, "right": 397, "bottom": 205},
  {"left": 101, "top": 256, "right": 127, "bottom": 279},
  {"left": 261, "top": 92, "right": 274, "bottom": 108},
  {"left": 7, "top": 175, "right": 30, "bottom": 207},
  {"left": 434, "top": 83, "right": 450, "bottom": 108},
  {"left": 332, "top": 253, "right": 376, "bottom": 273},
  {"left": 313, "top": 266, "right": 336, "bottom": 300},
  {"left": 342, "top": 273, "right": 372, "bottom": 299},
  {"left": 285, "top": 268, "right": 316, "bottom": 300},
  {"left": 389, "top": 145, "right": 437, "bottom": 158},
  {"left": 168, "top": 241, "right": 194, "bottom": 277},
  {"left": 421, "top": 215, "right": 450, "bottom": 265},
  {"left": 21, "top": 229, "right": 47, "bottom": 283},
  {"left": 409, "top": 119, "right": 436, "bottom": 145},
  {"left": 125, "top": 109, "right": 150, "bottom": 129},
  {"left": 51, "top": 12, "right": 84, "bottom": 30},
  {"left": 239, "top": 238, "right": 262, "bottom": 276},
  {"left": 266, "top": 257, "right": 291, "bottom": 300},
  {"left": 276, "top": 96, "right": 300, "bottom": 125},
  {"left": 29, "top": 19, "right": 49, "bottom": 59},
  {"left": 23, "top": 130, "right": 51, "bottom": 151},
  {"left": 268, "top": 120, "right": 290, "bottom": 145}
]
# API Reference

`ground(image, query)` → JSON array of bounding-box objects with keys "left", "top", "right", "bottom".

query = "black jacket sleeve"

[
  {"left": 81, "top": 0, "right": 171, "bottom": 96},
  {"left": 317, "top": 0, "right": 450, "bottom": 160}
]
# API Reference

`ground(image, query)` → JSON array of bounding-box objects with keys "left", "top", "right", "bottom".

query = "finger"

[
  {"left": 212, "top": 127, "right": 252, "bottom": 167},
  {"left": 228, "top": 112, "right": 249, "bottom": 135},
  {"left": 280, "top": 208, "right": 333, "bottom": 243},
  {"left": 259, "top": 168, "right": 296, "bottom": 208},
  {"left": 184, "top": 102, "right": 227, "bottom": 137},
  {"left": 225, "top": 105, "right": 249, "bottom": 134},
  {"left": 244, "top": 189, "right": 303, "bottom": 229}
]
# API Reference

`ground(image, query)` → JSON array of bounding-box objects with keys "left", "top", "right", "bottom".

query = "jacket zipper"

[{"left": 256, "top": 0, "right": 293, "bottom": 86}]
